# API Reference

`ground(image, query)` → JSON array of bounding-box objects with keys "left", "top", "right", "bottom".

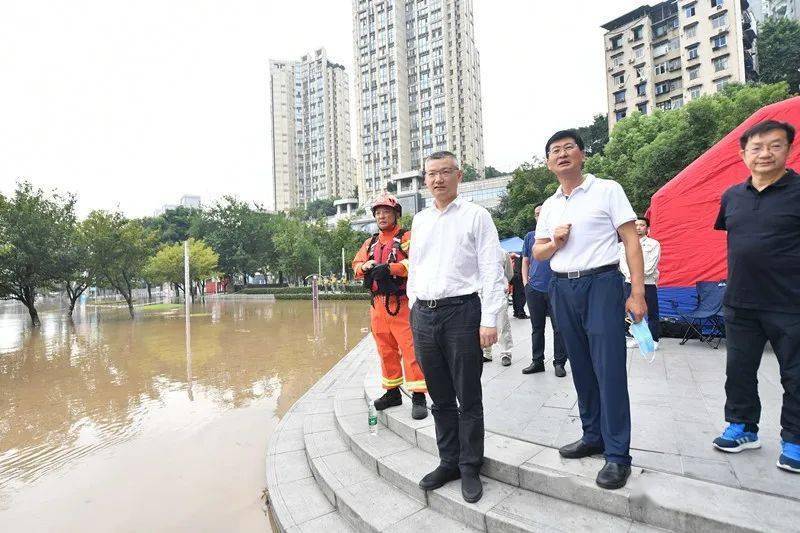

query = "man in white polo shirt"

[
  {"left": 534, "top": 130, "right": 646, "bottom": 490},
  {"left": 408, "top": 150, "right": 506, "bottom": 504}
]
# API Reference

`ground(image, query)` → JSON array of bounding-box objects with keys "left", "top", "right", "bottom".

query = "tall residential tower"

[
  {"left": 270, "top": 48, "right": 352, "bottom": 211},
  {"left": 352, "top": 0, "right": 485, "bottom": 201},
  {"left": 602, "top": 0, "right": 759, "bottom": 130}
]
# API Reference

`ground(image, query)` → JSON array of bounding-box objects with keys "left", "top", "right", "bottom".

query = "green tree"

[
  {"left": 314, "top": 219, "right": 370, "bottom": 279},
  {"left": 144, "top": 238, "right": 219, "bottom": 301},
  {"left": 272, "top": 217, "right": 317, "bottom": 282},
  {"left": 575, "top": 113, "right": 610, "bottom": 156},
  {"left": 198, "top": 196, "right": 276, "bottom": 281},
  {"left": 60, "top": 219, "right": 95, "bottom": 317},
  {"left": 0, "top": 181, "right": 77, "bottom": 326},
  {"left": 141, "top": 205, "right": 204, "bottom": 244},
  {"left": 758, "top": 17, "right": 800, "bottom": 95},
  {"left": 586, "top": 82, "right": 790, "bottom": 212},
  {"left": 484, "top": 166, "right": 505, "bottom": 179},
  {"left": 492, "top": 161, "right": 558, "bottom": 238},
  {"left": 84, "top": 211, "right": 155, "bottom": 318},
  {"left": 462, "top": 164, "right": 479, "bottom": 182}
]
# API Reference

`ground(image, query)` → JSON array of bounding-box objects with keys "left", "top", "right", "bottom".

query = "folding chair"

[{"left": 671, "top": 281, "right": 726, "bottom": 349}]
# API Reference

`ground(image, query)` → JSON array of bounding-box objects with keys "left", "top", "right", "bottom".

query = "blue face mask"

[{"left": 628, "top": 315, "right": 656, "bottom": 363}]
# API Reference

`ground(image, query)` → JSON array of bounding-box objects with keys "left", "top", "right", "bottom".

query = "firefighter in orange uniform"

[{"left": 352, "top": 193, "right": 428, "bottom": 420}]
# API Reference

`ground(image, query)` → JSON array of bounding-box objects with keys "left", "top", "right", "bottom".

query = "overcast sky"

[{"left": 0, "top": 0, "right": 645, "bottom": 217}]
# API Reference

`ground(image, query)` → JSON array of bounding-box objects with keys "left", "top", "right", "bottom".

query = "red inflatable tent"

[{"left": 647, "top": 96, "right": 800, "bottom": 317}]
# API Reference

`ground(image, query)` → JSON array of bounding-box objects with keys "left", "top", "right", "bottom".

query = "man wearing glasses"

[
  {"left": 408, "top": 151, "right": 506, "bottom": 503},
  {"left": 713, "top": 120, "right": 800, "bottom": 474},
  {"left": 533, "top": 130, "right": 646, "bottom": 490}
]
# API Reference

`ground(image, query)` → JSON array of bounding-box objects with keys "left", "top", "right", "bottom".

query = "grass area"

[{"left": 140, "top": 303, "right": 183, "bottom": 312}]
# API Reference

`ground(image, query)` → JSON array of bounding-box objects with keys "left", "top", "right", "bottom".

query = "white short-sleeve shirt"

[{"left": 535, "top": 174, "right": 636, "bottom": 273}]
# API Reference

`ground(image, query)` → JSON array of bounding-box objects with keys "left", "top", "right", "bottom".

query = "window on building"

[
  {"left": 615, "top": 109, "right": 627, "bottom": 121},
  {"left": 655, "top": 81, "right": 671, "bottom": 95},
  {"left": 653, "top": 41, "right": 669, "bottom": 57},
  {"left": 689, "top": 85, "right": 702, "bottom": 99},
  {"left": 684, "top": 3, "right": 696, "bottom": 17},
  {"left": 634, "top": 46, "right": 645, "bottom": 60},
  {"left": 654, "top": 61, "right": 668, "bottom": 75},
  {"left": 713, "top": 55, "right": 729, "bottom": 72},
  {"left": 613, "top": 72, "right": 625, "bottom": 85},
  {"left": 657, "top": 100, "right": 672, "bottom": 111},
  {"left": 637, "top": 102, "right": 648, "bottom": 114},
  {"left": 632, "top": 26, "right": 644, "bottom": 41},
  {"left": 715, "top": 76, "right": 731, "bottom": 92},
  {"left": 636, "top": 82, "right": 647, "bottom": 96},
  {"left": 688, "top": 65, "right": 700, "bottom": 80},
  {"left": 668, "top": 58, "right": 681, "bottom": 71},
  {"left": 711, "top": 0, "right": 723, "bottom": 7},
  {"left": 612, "top": 53, "right": 624, "bottom": 67},
  {"left": 711, "top": 12, "right": 728, "bottom": 28},
  {"left": 635, "top": 65, "right": 646, "bottom": 78},
  {"left": 672, "top": 95, "right": 684, "bottom": 108},
  {"left": 687, "top": 44, "right": 699, "bottom": 60},
  {"left": 711, "top": 34, "right": 728, "bottom": 50},
  {"left": 610, "top": 34, "right": 623, "bottom": 49},
  {"left": 685, "top": 24, "right": 697, "bottom": 38},
  {"left": 614, "top": 90, "right": 626, "bottom": 103}
]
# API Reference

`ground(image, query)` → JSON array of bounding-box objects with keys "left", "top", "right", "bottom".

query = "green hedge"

[
  {"left": 273, "top": 293, "right": 370, "bottom": 301},
  {"left": 238, "top": 285, "right": 368, "bottom": 295}
]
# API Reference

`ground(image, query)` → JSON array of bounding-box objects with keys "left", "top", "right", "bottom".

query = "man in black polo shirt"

[{"left": 713, "top": 120, "right": 800, "bottom": 474}]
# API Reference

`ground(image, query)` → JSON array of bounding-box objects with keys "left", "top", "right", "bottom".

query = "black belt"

[
  {"left": 416, "top": 292, "right": 478, "bottom": 309},
  {"left": 553, "top": 263, "right": 619, "bottom": 279}
]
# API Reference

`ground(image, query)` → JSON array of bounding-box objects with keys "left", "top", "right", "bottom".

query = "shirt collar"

[
  {"left": 433, "top": 194, "right": 464, "bottom": 213},
  {"left": 745, "top": 169, "right": 795, "bottom": 192},
  {"left": 555, "top": 173, "right": 595, "bottom": 198}
]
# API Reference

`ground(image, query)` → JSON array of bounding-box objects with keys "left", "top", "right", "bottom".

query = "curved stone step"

[
  {"left": 361, "top": 362, "right": 800, "bottom": 533},
  {"left": 265, "top": 389, "right": 354, "bottom": 532},
  {"left": 303, "top": 385, "right": 479, "bottom": 531}
]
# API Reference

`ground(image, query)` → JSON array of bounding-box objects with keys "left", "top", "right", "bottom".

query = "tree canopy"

[{"left": 757, "top": 17, "right": 800, "bottom": 95}]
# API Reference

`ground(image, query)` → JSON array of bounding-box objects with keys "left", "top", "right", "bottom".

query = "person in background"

[
  {"left": 408, "top": 150, "right": 506, "bottom": 503},
  {"left": 534, "top": 130, "right": 646, "bottom": 490},
  {"left": 712, "top": 120, "right": 800, "bottom": 474},
  {"left": 483, "top": 247, "right": 515, "bottom": 366},
  {"left": 619, "top": 216, "right": 661, "bottom": 350},
  {"left": 510, "top": 253, "right": 528, "bottom": 318},
  {"left": 521, "top": 204, "right": 568, "bottom": 377}
]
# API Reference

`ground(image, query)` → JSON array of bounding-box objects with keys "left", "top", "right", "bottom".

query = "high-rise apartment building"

[
  {"left": 763, "top": 0, "right": 800, "bottom": 19},
  {"left": 602, "top": 0, "right": 759, "bottom": 130},
  {"left": 352, "top": 0, "right": 485, "bottom": 201},
  {"left": 269, "top": 48, "right": 352, "bottom": 212}
]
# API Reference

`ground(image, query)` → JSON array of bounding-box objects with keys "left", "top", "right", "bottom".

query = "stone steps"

[{"left": 362, "top": 363, "right": 800, "bottom": 533}]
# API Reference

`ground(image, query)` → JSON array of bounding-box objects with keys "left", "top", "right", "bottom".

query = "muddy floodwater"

[{"left": 0, "top": 298, "right": 370, "bottom": 532}]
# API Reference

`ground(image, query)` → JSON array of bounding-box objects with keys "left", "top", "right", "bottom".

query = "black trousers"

[
  {"left": 526, "top": 284, "right": 567, "bottom": 366},
  {"left": 551, "top": 270, "right": 631, "bottom": 465},
  {"left": 623, "top": 282, "right": 660, "bottom": 341},
  {"left": 411, "top": 296, "right": 484, "bottom": 473},
  {"left": 511, "top": 275, "right": 526, "bottom": 316},
  {"left": 724, "top": 305, "right": 800, "bottom": 444}
]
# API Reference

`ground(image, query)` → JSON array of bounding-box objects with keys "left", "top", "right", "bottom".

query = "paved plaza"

[{"left": 483, "top": 312, "right": 797, "bottom": 501}]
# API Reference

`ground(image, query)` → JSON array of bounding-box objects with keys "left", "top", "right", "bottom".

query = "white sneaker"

[
  {"left": 626, "top": 338, "right": 638, "bottom": 349},
  {"left": 653, "top": 341, "right": 659, "bottom": 351}
]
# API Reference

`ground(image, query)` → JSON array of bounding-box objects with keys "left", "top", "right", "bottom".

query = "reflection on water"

[{"left": 0, "top": 299, "right": 370, "bottom": 495}]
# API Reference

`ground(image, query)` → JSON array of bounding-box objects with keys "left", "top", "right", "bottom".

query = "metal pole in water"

[
  {"left": 311, "top": 274, "right": 319, "bottom": 309},
  {"left": 341, "top": 247, "right": 346, "bottom": 280},
  {"left": 184, "top": 240, "right": 193, "bottom": 400}
]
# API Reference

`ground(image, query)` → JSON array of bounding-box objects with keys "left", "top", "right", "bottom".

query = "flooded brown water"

[{"left": 0, "top": 298, "right": 370, "bottom": 532}]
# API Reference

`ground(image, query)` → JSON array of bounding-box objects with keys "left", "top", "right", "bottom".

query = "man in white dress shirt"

[
  {"left": 407, "top": 151, "right": 506, "bottom": 503},
  {"left": 534, "top": 130, "right": 646, "bottom": 490}
]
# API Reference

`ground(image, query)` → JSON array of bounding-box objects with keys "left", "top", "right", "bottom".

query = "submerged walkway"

[{"left": 266, "top": 310, "right": 799, "bottom": 532}]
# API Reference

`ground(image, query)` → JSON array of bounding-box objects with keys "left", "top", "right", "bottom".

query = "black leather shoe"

[
  {"left": 596, "top": 461, "right": 631, "bottom": 490},
  {"left": 461, "top": 471, "right": 483, "bottom": 503},
  {"left": 419, "top": 466, "right": 460, "bottom": 490},
  {"left": 559, "top": 439, "right": 605, "bottom": 459},
  {"left": 522, "top": 361, "right": 545, "bottom": 374},
  {"left": 554, "top": 364, "right": 567, "bottom": 378}
]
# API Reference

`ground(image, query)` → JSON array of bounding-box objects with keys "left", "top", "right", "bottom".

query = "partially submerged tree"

[
  {"left": 144, "top": 238, "right": 219, "bottom": 301},
  {"left": 0, "top": 181, "right": 76, "bottom": 326},
  {"left": 84, "top": 211, "right": 154, "bottom": 318},
  {"left": 60, "top": 219, "right": 94, "bottom": 317}
]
